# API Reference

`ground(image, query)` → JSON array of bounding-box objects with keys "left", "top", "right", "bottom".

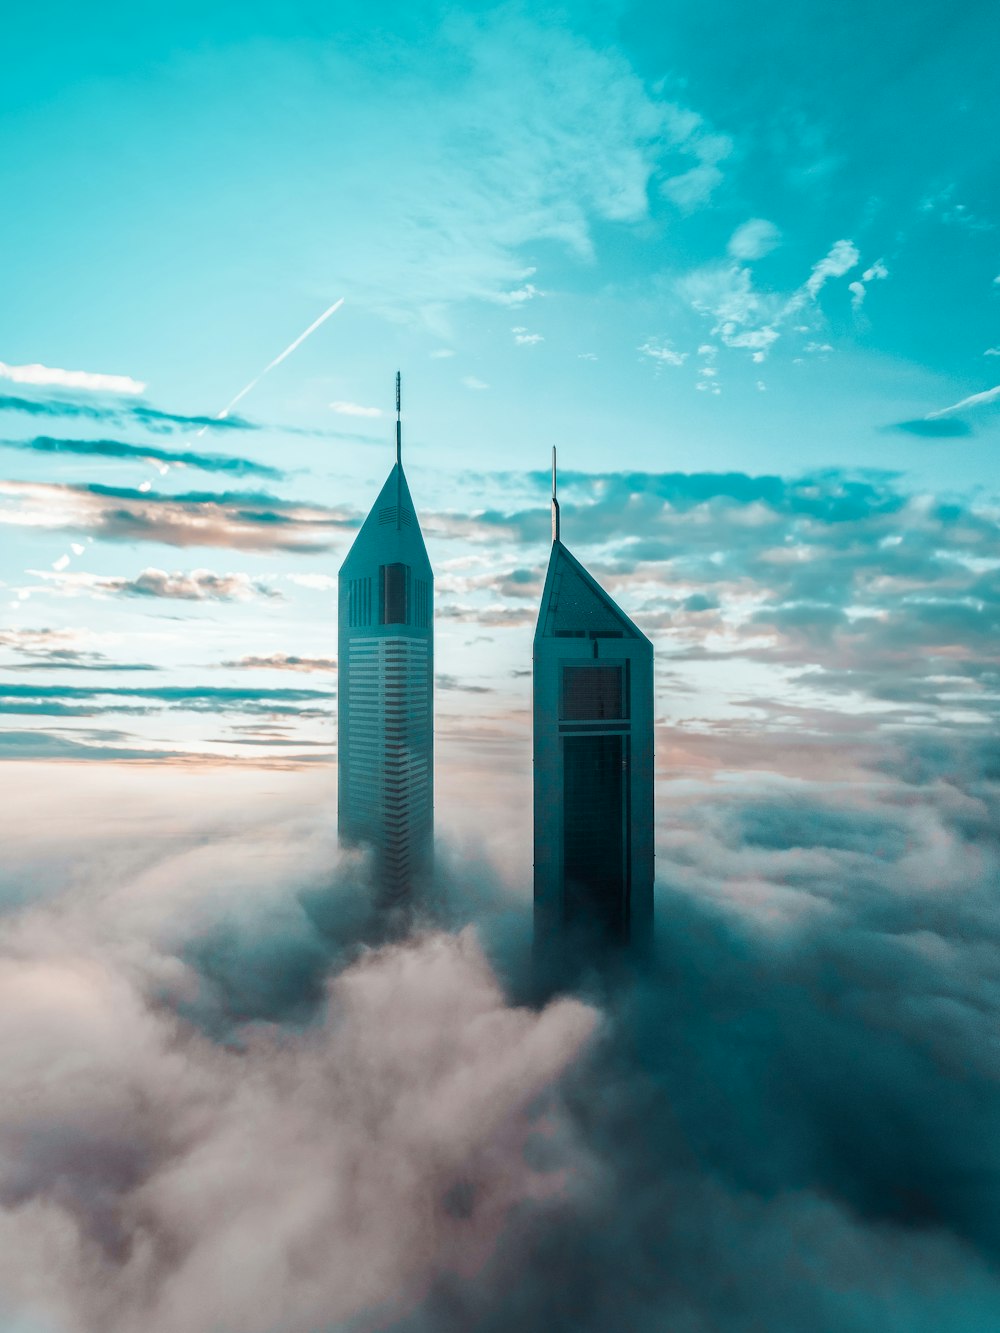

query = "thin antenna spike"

[
  {"left": 395, "top": 370, "right": 402, "bottom": 465},
  {"left": 551, "top": 445, "right": 560, "bottom": 543}
]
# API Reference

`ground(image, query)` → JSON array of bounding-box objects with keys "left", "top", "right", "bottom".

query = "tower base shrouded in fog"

[
  {"left": 533, "top": 451, "right": 654, "bottom": 975},
  {"left": 338, "top": 375, "right": 433, "bottom": 907}
]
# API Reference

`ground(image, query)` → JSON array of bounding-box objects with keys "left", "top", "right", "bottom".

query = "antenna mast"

[
  {"left": 395, "top": 370, "right": 402, "bottom": 465},
  {"left": 551, "top": 445, "right": 560, "bottom": 543}
]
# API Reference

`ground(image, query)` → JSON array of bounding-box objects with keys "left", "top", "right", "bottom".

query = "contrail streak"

[
  {"left": 197, "top": 297, "right": 345, "bottom": 435},
  {"left": 926, "top": 383, "right": 1000, "bottom": 419}
]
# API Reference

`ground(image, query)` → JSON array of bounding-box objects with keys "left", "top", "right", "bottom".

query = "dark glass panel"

[
  {"left": 562, "top": 734, "right": 626, "bottom": 939},
  {"left": 561, "top": 664, "right": 623, "bottom": 721},
  {"left": 380, "top": 563, "right": 410, "bottom": 625}
]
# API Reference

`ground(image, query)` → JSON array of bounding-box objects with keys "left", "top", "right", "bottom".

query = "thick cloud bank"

[
  {"left": 0, "top": 861, "right": 594, "bottom": 1333},
  {"left": 1, "top": 733, "right": 999, "bottom": 1331}
]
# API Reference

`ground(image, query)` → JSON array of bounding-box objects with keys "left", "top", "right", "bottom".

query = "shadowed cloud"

[
  {"left": 2, "top": 435, "right": 285, "bottom": 478},
  {"left": 890, "top": 418, "right": 973, "bottom": 438},
  {"left": 0, "top": 480, "right": 358, "bottom": 552}
]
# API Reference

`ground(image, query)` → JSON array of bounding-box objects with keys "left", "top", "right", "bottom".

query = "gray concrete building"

[{"left": 338, "top": 375, "right": 433, "bottom": 903}]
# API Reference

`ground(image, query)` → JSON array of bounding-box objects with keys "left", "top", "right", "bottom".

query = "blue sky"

[{"left": 0, "top": 0, "right": 997, "bottom": 774}]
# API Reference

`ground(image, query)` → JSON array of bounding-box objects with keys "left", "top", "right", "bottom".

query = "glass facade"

[{"left": 562, "top": 733, "right": 627, "bottom": 937}]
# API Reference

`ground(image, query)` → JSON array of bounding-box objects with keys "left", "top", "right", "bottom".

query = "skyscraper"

[
  {"left": 533, "top": 450, "right": 654, "bottom": 967},
  {"left": 338, "top": 374, "right": 433, "bottom": 904}
]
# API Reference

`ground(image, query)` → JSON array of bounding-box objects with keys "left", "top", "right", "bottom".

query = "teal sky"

[
  {"left": 4, "top": 12, "right": 1000, "bottom": 1326},
  {"left": 0, "top": 0, "right": 997, "bottom": 778}
]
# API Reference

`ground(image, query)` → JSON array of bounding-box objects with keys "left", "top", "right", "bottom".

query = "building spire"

[
  {"left": 551, "top": 445, "right": 561, "bottom": 544},
  {"left": 395, "top": 370, "right": 402, "bottom": 466}
]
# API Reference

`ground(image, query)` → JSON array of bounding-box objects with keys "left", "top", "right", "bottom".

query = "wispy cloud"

[
  {"left": 512, "top": 327, "right": 544, "bottom": 345},
  {"left": 1, "top": 436, "right": 283, "bottom": 479},
  {"left": 24, "top": 567, "right": 282, "bottom": 602},
  {"left": 220, "top": 653, "right": 337, "bottom": 672},
  {"left": 638, "top": 341, "right": 687, "bottom": 367},
  {"left": 0, "top": 361, "right": 145, "bottom": 395},
  {"left": 462, "top": 377, "right": 489, "bottom": 390},
  {"left": 681, "top": 238, "right": 861, "bottom": 362},
  {"left": 0, "top": 687, "right": 337, "bottom": 719},
  {"left": 802, "top": 239, "right": 860, "bottom": 301},
  {"left": 849, "top": 258, "right": 889, "bottom": 310},
  {"left": 659, "top": 108, "right": 732, "bottom": 214},
  {"left": 493, "top": 282, "right": 541, "bottom": 306},
  {"left": 727, "top": 219, "right": 781, "bottom": 260},
  {"left": 0, "top": 481, "right": 357, "bottom": 552},
  {"left": 0, "top": 392, "right": 255, "bottom": 433},
  {"left": 0, "top": 627, "right": 158, "bottom": 672},
  {"left": 891, "top": 418, "right": 972, "bottom": 438},
  {"left": 329, "top": 401, "right": 382, "bottom": 418}
]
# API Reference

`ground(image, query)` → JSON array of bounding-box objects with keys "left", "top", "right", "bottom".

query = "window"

[
  {"left": 561, "top": 664, "right": 624, "bottom": 721},
  {"left": 380, "top": 563, "right": 410, "bottom": 625},
  {"left": 562, "top": 733, "right": 627, "bottom": 937}
]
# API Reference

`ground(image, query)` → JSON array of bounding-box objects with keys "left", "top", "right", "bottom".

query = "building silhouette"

[
  {"left": 338, "top": 374, "right": 433, "bottom": 903},
  {"left": 533, "top": 450, "right": 654, "bottom": 968}
]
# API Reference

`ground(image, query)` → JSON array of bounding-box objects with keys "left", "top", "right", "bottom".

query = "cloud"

[
  {"left": 926, "top": 383, "right": 1000, "bottom": 419},
  {"left": 512, "top": 328, "right": 544, "bottom": 346},
  {"left": 0, "top": 361, "right": 145, "bottom": 395},
  {"left": 430, "top": 349, "right": 456, "bottom": 359},
  {"left": 0, "top": 392, "right": 256, "bottom": 433},
  {"left": 850, "top": 258, "right": 889, "bottom": 310},
  {"left": 331, "top": 13, "right": 735, "bottom": 314},
  {"left": 0, "top": 481, "right": 357, "bottom": 552},
  {"left": 727, "top": 218, "right": 781, "bottom": 260},
  {"left": 985, "top": 348, "right": 1000, "bottom": 357},
  {"left": 118, "top": 568, "right": 283, "bottom": 601},
  {"left": 0, "top": 628, "right": 158, "bottom": 672},
  {"left": 638, "top": 341, "right": 687, "bottom": 367},
  {"left": 494, "top": 283, "right": 541, "bottom": 306},
  {"left": 435, "top": 673, "right": 494, "bottom": 694},
  {"left": 24, "top": 566, "right": 282, "bottom": 602},
  {"left": 286, "top": 573, "right": 337, "bottom": 591},
  {"left": 803, "top": 238, "right": 860, "bottom": 300},
  {"left": 3, "top": 719, "right": 1000, "bottom": 1331},
  {"left": 221, "top": 654, "right": 337, "bottom": 672},
  {"left": 681, "top": 240, "right": 860, "bottom": 362},
  {"left": 0, "top": 684, "right": 335, "bottom": 725},
  {"left": 329, "top": 401, "right": 382, "bottom": 417},
  {"left": 891, "top": 418, "right": 973, "bottom": 438},
  {"left": 660, "top": 162, "right": 723, "bottom": 211},
  {"left": 462, "top": 377, "right": 490, "bottom": 391},
  {"left": 659, "top": 111, "right": 732, "bottom": 214},
  {"left": 0, "top": 818, "right": 594, "bottom": 1333},
  {"left": 1, "top": 436, "right": 284, "bottom": 479}
]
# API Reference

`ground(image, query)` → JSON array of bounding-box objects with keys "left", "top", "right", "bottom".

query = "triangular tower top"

[
  {"left": 338, "top": 373, "right": 430, "bottom": 576},
  {"left": 535, "top": 447, "right": 649, "bottom": 644},
  {"left": 535, "top": 541, "right": 648, "bottom": 642}
]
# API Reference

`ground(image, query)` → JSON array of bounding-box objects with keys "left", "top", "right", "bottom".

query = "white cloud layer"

[
  {"left": 727, "top": 219, "right": 781, "bottom": 260},
  {"left": 329, "top": 400, "right": 383, "bottom": 417},
  {"left": 638, "top": 341, "right": 688, "bottom": 366},
  {"left": 0, "top": 888, "right": 595, "bottom": 1333},
  {"left": 0, "top": 361, "right": 146, "bottom": 395}
]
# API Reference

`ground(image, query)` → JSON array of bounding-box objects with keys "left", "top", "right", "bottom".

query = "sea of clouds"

[{"left": 0, "top": 725, "right": 998, "bottom": 1332}]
